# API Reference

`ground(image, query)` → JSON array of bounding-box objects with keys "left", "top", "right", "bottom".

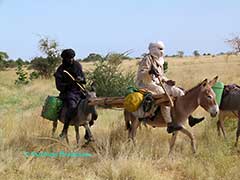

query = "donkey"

[
  {"left": 52, "top": 91, "right": 98, "bottom": 145},
  {"left": 124, "top": 76, "right": 219, "bottom": 154},
  {"left": 216, "top": 84, "right": 240, "bottom": 146}
]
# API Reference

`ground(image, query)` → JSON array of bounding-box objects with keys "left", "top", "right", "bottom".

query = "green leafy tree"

[
  {"left": 30, "top": 37, "right": 61, "bottom": 78},
  {"left": 82, "top": 53, "right": 103, "bottom": 62},
  {"left": 15, "top": 58, "right": 25, "bottom": 66},
  {"left": 177, "top": 51, "right": 184, "bottom": 58},
  {"left": 0, "top": 51, "right": 9, "bottom": 70},
  {"left": 193, "top": 50, "right": 200, "bottom": 57},
  {"left": 15, "top": 63, "right": 29, "bottom": 85}
]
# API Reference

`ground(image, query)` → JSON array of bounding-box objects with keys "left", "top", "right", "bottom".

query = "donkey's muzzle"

[{"left": 209, "top": 105, "right": 219, "bottom": 117}]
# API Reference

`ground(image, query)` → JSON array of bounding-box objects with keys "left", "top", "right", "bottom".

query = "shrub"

[
  {"left": 30, "top": 56, "right": 60, "bottom": 78},
  {"left": 163, "top": 61, "right": 168, "bottom": 73},
  {"left": 29, "top": 71, "right": 40, "bottom": 80},
  {"left": 86, "top": 53, "right": 135, "bottom": 97},
  {"left": 15, "top": 63, "right": 29, "bottom": 85}
]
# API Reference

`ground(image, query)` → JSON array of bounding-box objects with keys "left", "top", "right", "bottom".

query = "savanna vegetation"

[{"left": 0, "top": 54, "right": 240, "bottom": 180}]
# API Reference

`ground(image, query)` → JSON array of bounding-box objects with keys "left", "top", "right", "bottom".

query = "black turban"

[{"left": 61, "top": 49, "right": 75, "bottom": 59}]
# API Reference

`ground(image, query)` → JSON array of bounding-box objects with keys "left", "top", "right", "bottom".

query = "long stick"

[
  {"left": 148, "top": 56, "right": 174, "bottom": 107},
  {"left": 157, "top": 76, "right": 174, "bottom": 107},
  {"left": 63, "top": 70, "right": 87, "bottom": 94}
]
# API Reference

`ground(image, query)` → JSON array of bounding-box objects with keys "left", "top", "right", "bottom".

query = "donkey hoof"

[
  {"left": 59, "top": 132, "right": 67, "bottom": 140},
  {"left": 87, "top": 139, "right": 95, "bottom": 144}
]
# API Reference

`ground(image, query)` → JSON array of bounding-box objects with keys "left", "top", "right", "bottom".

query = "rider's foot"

[
  {"left": 188, "top": 116, "right": 205, "bottom": 127},
  {"left": 167, "top": 123, "right": 182, "bottom": 133}
]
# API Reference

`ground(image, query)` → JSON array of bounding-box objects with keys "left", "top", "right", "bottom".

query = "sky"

[{"left": 0, "top": 0, "right": 239, "bottom": 60}]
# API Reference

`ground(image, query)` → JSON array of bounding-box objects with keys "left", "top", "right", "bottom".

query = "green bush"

[
  {"left": 86, "top": 53, "right": 135, "bottom": 97},
  {"left": 163, "top": 61, "right": 168, "bottom": 73},
  {"left": 15, "top": 64, "right": 29, "bottom": 85},
  {"left": 29, "top": 71, "right": 40, "bottom": 80},
  {"left": 30, "top": 56, "right": 60, "bottom": 78}
]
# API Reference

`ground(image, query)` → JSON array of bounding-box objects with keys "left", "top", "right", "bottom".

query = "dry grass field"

[{"left": 0, "top": 55, "right": 240, "bottom": 180}]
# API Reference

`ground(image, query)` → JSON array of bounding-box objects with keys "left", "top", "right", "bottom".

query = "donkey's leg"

[
  {"left": 65, "top": 134, "right": 69, "bottom": 145},
  {"left": 235, "top": 112, "right": 240, "bottom": 147},
  {"left": 52, "top": 121, "right": 58, "bottom": 137},
  {"left": 180, "top": 127, "right": 196, "bottom": 153},
  {"left": 217, "top": 113, "right": 221, "bottom": 136},
  {"left": 84, "top": 129, "right": 90, "bottom": 141},
  {"left": 129, "top": 119, "right": 140, "bottom": 145},
  {"left": 75, "top": 126, "right": 80, "bottom": 146},
  {"left": 218, "top": 111, "right": 226, "bottom": 138},
  {"left": 217, "top": 120, "right": 221, "bottom": 136},
  {"left": 84, "top": 124, "right": 94, "bottom": 143},
  {"left": 168, "top": 131, "right": 178, "bottom": 155}
]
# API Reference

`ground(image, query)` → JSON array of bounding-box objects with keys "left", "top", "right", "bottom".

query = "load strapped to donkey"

[{"left": 41, "top": 86, "right": 174, "bottom": 121}]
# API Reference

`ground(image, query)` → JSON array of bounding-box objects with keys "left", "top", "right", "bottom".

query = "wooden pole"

[
  {"left": 88, "top": 94, "right": 173, "bottom": 107},
  {"left": 157, "top": 76, "right": 174, "bottom": 107}
]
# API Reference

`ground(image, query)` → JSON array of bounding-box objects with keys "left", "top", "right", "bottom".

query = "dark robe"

[{"left": 54, "top": 60, "right": 86, "bottom": 119}]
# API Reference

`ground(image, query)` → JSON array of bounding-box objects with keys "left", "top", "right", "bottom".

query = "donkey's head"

[
  {"left": 81, "top": 82, "right": 98, "bottom": 122},
  {"left": 198, "top": 76, "right": 219, "bottom": 117},
  {"left": 86, "top": 82, "right": 97, "bottom": 99}
]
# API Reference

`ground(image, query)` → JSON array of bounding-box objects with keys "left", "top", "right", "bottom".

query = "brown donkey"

[{"left": 124, "top": 76, "right": 219, "bottom": 154}]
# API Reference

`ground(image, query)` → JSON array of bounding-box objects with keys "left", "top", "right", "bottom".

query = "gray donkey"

[
  {"left": 52, "top": 90, "right": 98, "bottom": 145},
  {"left": 217, "top": 84, "right": 240, "bottom": 146}
]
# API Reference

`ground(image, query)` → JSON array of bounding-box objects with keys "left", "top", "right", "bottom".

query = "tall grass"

[{"left": 0, "top": 56, "right": 240, "bottom": 180}]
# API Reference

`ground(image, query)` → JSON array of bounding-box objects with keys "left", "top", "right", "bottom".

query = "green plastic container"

[
  {"left": 41, "top": 96, "right": 63, "bottom": 121},
  {"left": 126, "top": 86, "right": 139, "bottom": 95},
  {"left": 212, "top": 82, "right": 224, "bottom": 105}
]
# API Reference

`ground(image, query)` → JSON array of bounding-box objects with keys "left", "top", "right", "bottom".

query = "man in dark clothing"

[{"left": 54, "top": 49, "right": 86, "bottom": 138}]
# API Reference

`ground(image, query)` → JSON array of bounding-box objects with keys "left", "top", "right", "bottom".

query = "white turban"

[
  {"left": 148, "top": 41, "right": 165, "bottom": 57},
  {"left": 148, "top": 41, "right": 165, "bottom": 65}
]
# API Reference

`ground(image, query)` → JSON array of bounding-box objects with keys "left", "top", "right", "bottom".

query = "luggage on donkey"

[
  {"left": 41, "top": 96, "right": 63, "bottom": 121},
  {"left": 124, "top": 87, "right": 158, "bottom": 118}
]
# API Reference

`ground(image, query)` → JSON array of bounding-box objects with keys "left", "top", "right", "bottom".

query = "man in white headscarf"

[{"left": 136, "top": 41, "right": 204, "bottom": 133}]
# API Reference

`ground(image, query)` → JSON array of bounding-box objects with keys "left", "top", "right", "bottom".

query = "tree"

[
  {"left": 193, "top": 50, "right": 200, "bottom": 57},
  {"left": 30, "top": 37, "right": 61, "bottom": 78},
  {"left": 0, "top": 51, "right": 9, "bottom": 70},
  {"left": 15, "top": 58, "right": 25, "bottom": 66},
  {"left": 225, "top": 34, "right": 240, "bottom": 54},
  {"left": 0, "top": 51, "right": 9, "bottom": 60},
  {"left": 82, "top": 53, "right": 103, "bottom": 62},
  {"left": 177, "top": 51, "right": 184, "bottom": 58},
  {"left": 15, "top": 63, "right": 29, "bottom": 85}
]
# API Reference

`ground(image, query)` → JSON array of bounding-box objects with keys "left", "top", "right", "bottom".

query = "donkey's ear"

[
  {"left": 209, "top": 76, "right": 218, "bottom": 87},
  {"left": 201, "top": 78, "right": 208, "bottom": 87},
  {"left": 90, "top": 81, "right": 97, "bottom": 92}
]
